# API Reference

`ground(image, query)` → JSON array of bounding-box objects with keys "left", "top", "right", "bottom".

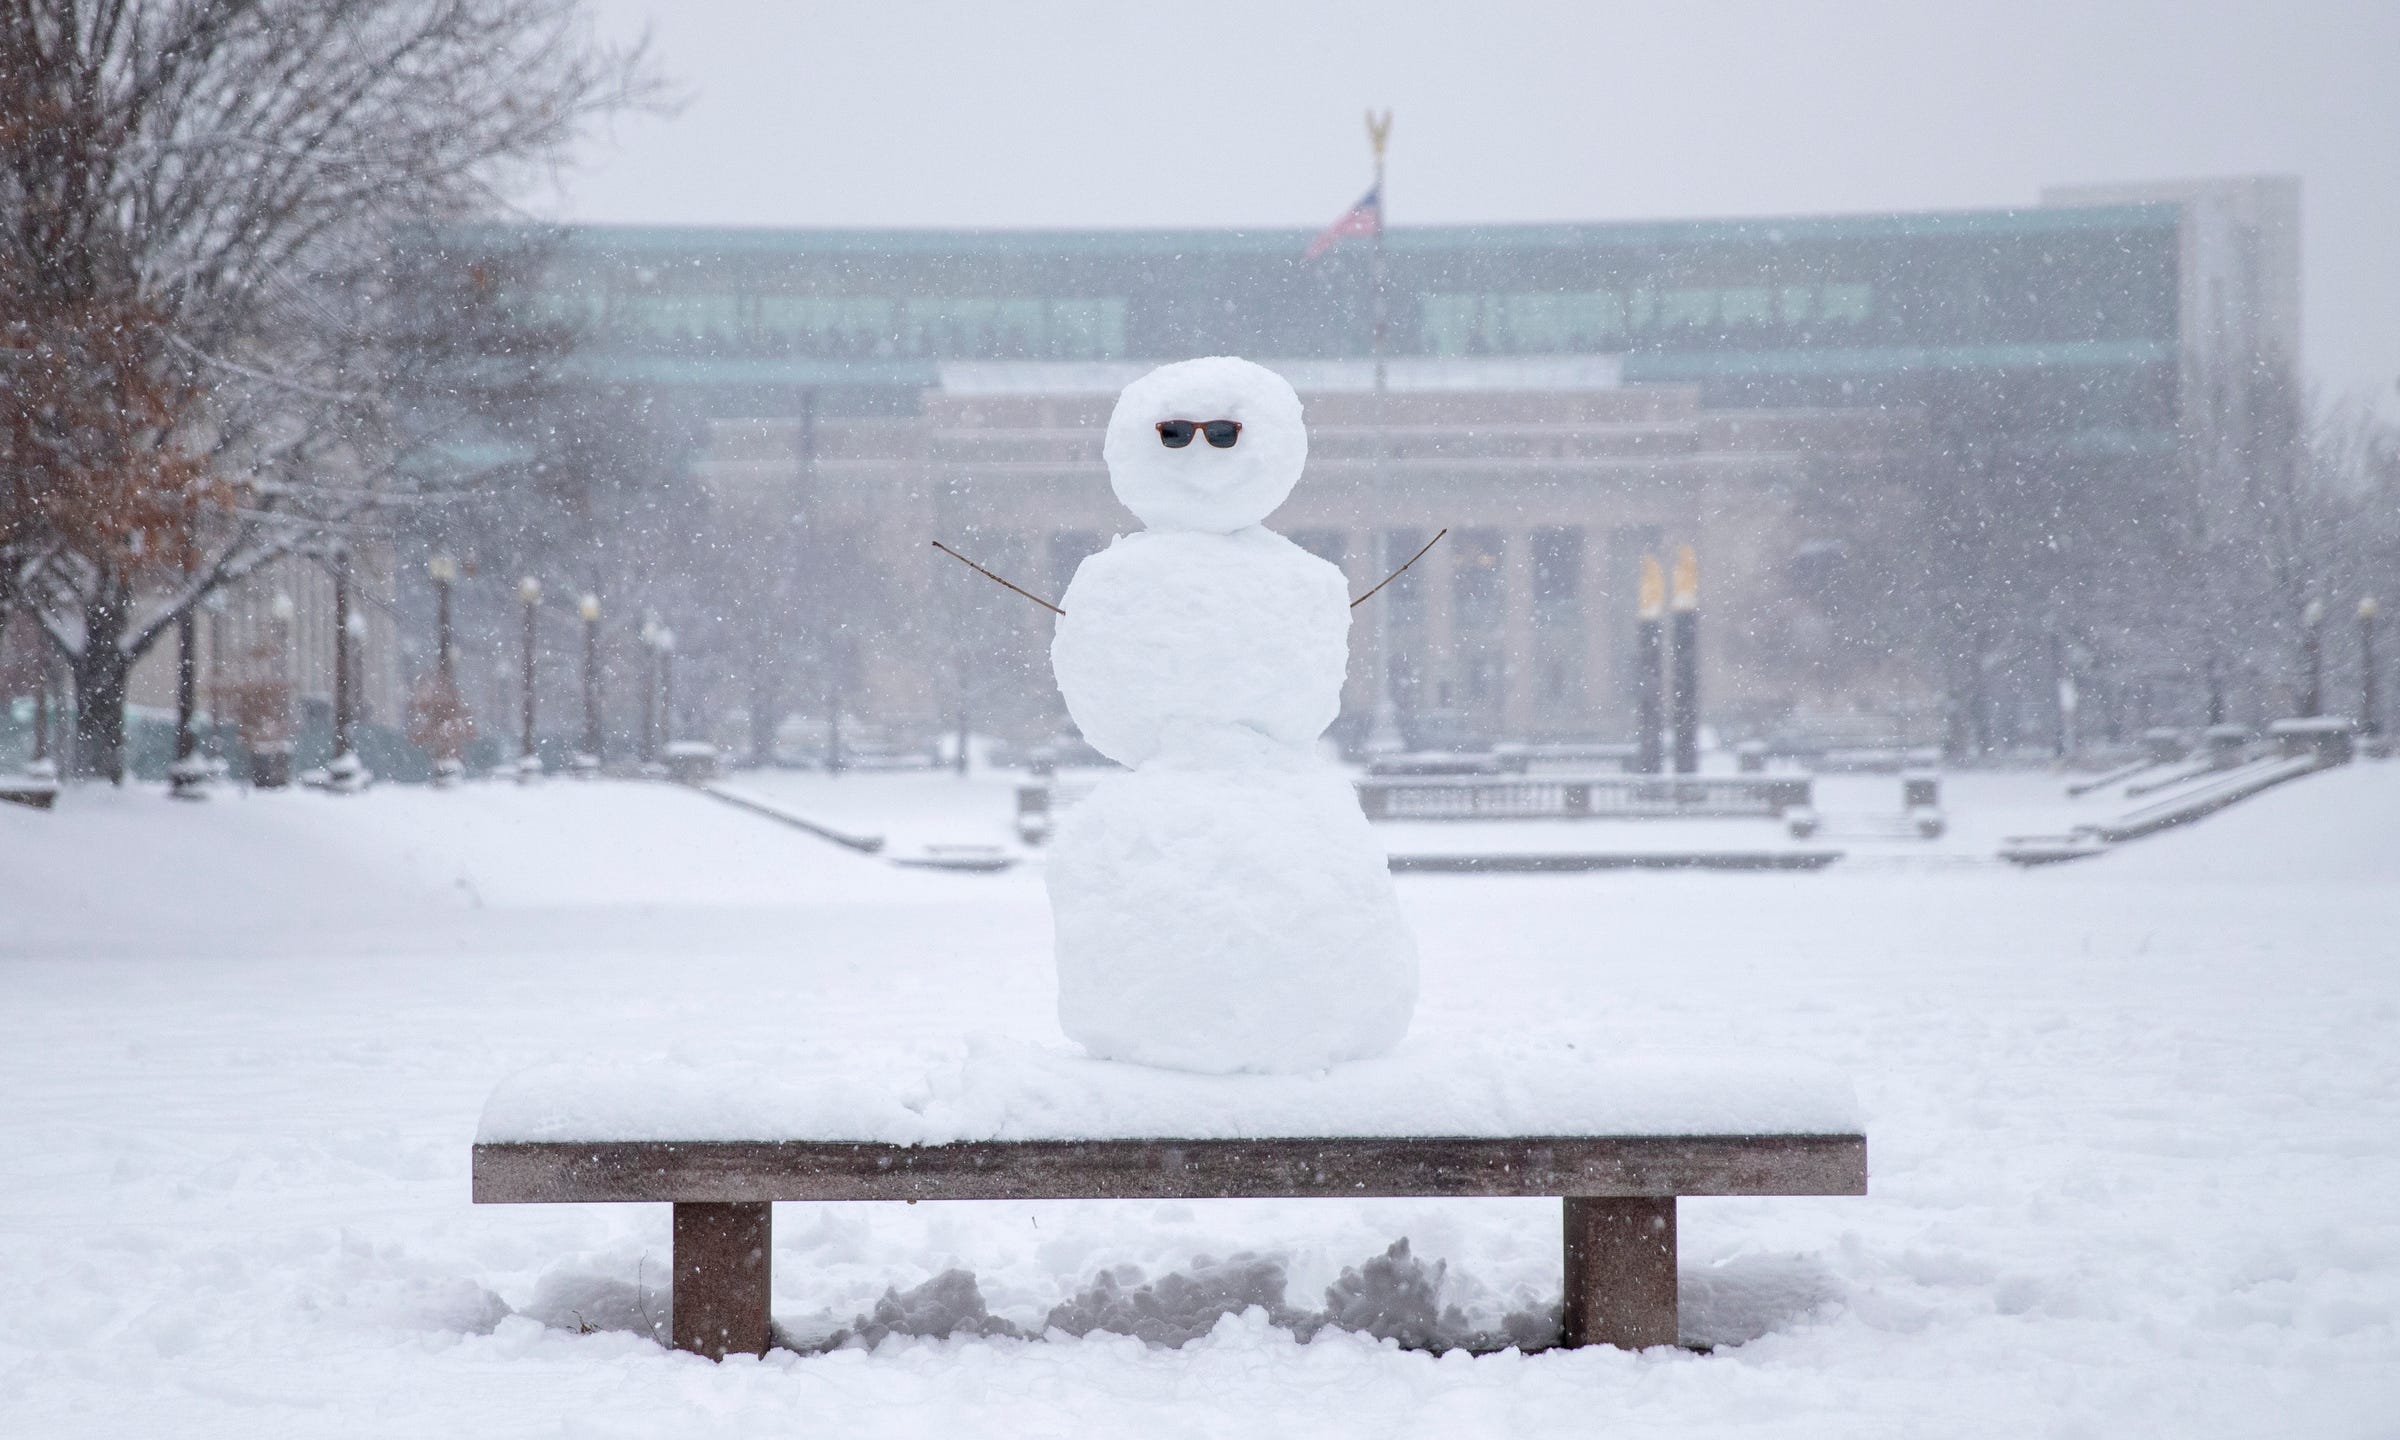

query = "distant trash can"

[
  {"left": 1902, "top": 771, "right": 1945, "bottom": 839},
  {"left": 1016, "top": 783, "right": 1053, "bottom": 846},
  {"left": 250, "top": 745, "right": 294, "bottom": 790},
  {"left": 663, "top": 741, "right": 721, "bottom": 785}
]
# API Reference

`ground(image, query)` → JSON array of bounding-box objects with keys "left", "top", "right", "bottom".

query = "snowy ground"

[{"left": 3, "top": 766, "right": 2397, "bottom": 1436}]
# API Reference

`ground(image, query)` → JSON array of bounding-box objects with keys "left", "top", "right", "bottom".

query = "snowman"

[{"left": 1044, "top": 356, "right": 1419, "bottom": 1074}]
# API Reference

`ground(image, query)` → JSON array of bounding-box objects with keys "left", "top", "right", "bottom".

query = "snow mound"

[{"left": 799, "top": 1242, "right": 1557, "bottom": 1354}]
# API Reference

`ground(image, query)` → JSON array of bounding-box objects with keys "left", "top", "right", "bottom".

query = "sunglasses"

[{"left": 1155, "top": 419, "right": 1243, "bottom": 449}]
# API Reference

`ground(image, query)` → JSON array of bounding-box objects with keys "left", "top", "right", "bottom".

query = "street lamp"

[
  {"left": 577, "top": 593, "right": 603, "bottom": 774},
  {"left": 426, "top": 555, "right": 464, "bottom": 786},
  {"left": 328, "top": 552, "right": 369, "bottom": 793},
  {"left": 169, "top": 578, "right": 207, "bottom": 800},
  {"left": 1669, "top": 544, "right": 1701, "bottom": 776},
  {"left": 2300, "top": 598, "right": 2326, "bottom": 718},
  {"left": 517, "top": 575, "right": 542, "bottom": 780},
  {"left": 428, "top": 556, "right": 458, "bottom": 682},
  {"left": 202, "top": 591, "right": 227, "bottom": 776},
  {"left": 656, "top": 626, "right": 677, "bottom": 755},
  {"left": 2361, "top": 597, "right": 2382, "bottom": 741},
  {"left": 639, "top": 616, "right": 662, "bottom": 767},
  {"left": 1633, "top": 554, "right": 1665, "bottom": 775}
]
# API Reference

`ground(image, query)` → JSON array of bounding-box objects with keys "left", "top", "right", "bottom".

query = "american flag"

[{"left": 1303, "top": 184, "right": 1382, "bottom": 261}]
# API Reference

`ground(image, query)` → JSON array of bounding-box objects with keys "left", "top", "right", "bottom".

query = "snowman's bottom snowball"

[{"left": 1047, "top": 756, "right": 1418, "bottom": 1074}]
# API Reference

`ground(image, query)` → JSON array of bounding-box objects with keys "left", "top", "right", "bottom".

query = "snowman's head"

[{"left": 1102, "top": 356, "right": 1306, "bottom": 533}]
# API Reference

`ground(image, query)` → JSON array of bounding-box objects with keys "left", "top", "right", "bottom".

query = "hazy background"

[{"left": 535, "top": 0, "right": 2400, "bottom": 410}]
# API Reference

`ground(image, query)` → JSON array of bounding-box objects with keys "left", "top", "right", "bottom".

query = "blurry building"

[
  {"left": 490, "top": 175, "right": 2300, "bottom": 750},
  {"left": 695, "top": 363, "right": 1922, "bottom": 747}
]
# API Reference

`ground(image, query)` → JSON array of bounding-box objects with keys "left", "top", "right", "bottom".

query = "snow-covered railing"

[
  {"left": 2092, "top": 753, "right": 2328, "bottom": 844},
  {"left": 1020, "top": 772, "right": 1827, "bottom": 844}
]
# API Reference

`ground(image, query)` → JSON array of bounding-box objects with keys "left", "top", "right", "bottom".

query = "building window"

[
  {"left": 1531, "top": 526, "right": 1582, "bottom": 619},
  {"left": 1048, "top": 531, "right": 1102, "bottom": 597},
  {"left": 1452, "top": 528, "right": 1506, "bottom": 637},
  {"left": 1416, "top": 283, "right": 1879, "bottom": 354}
]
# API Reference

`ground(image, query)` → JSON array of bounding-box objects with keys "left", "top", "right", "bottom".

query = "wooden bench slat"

[{"left": 473, "top": 1133, "right": 1866, "bottom": 1206}]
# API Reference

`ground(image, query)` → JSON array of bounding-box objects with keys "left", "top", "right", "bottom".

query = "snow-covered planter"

[{"left": 2269, "top": 716, "right": 2356, "bottom": 767}]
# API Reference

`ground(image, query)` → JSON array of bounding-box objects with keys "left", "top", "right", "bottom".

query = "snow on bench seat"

[
  {"left": 471, "top": 1036, "right": 1865, "bottom": 1359},
  {"left": 476, "top": 1035, "right": 1859, "bottom": 1147}
]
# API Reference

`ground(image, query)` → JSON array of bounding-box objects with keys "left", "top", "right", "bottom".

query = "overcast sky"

[{"left": 539, "top": 0, "right": 2399, "bottom": 407}]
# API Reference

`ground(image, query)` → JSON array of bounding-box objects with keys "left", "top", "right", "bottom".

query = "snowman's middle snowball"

[{"left": 1052, "top": 527, "right": 1349, "bottom": 770}]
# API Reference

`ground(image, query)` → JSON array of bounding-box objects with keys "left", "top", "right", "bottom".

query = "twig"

[
  {"left": 1352, "top": 528, "right": 1449, "bottom": 609},
  {"left": 932, "top": 541, "right": 1065, "bottom": 616}
]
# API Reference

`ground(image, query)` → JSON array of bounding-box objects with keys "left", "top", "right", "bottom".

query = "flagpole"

[{"left": 1363, "top": 108, "right": 1405, "bottom": 755}]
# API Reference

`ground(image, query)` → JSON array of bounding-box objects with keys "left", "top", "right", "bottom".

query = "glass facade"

[{"left": 501, "top": 199, "right": 2187, "bottom": 445}]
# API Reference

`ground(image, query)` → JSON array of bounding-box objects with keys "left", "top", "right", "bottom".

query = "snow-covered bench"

[{"left": 472, "top": 1042, "right": 1866, "bottom": 1359}]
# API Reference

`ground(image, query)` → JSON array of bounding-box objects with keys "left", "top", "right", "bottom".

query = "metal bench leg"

[
  {"left": 1560, "top": 1196, "right": 1677, "bottom": 1349},
  {"left": 672, "top": 1201, "right": 772, "bottom": 1358}
]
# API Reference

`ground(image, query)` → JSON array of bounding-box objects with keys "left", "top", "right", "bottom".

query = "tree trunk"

[{"left": 72, "top": 584, "right": 135, "bottom": 784}]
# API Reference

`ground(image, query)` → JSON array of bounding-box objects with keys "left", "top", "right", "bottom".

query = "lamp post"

[
  {"left": 657, "top": 626, "right": 677, "bottom": 753},
  {"left": 578, "top": 593, "right": 603, "bottom": 774},
  {"left": 169, "top": 583, "right": 206, "bottom": 799},
  {"left": 203, "top": 591, "right": 226, "bottom": 776},
  {"left": 2361, "top": 597, "right": 2382, "bottom": 741},
  {"left": 28, "top": 649, "right": 54, "bottom": 781},
  {"left": 428, "top": 556, "right": 457, "bottom": 687},
  {"left": 426, "top": 556, "right": 464, "bottom": 785},
  {"left": 2299, "top": 598, "right": 2325, "bottom": 718},
  {"left": 328, "top": 551, "right": 368, "bottom": 792},
  {"left": 1668, "top": 544, "right": 1701, "bottom": 775},
  {"left": 517, "top": 576, "right": 542, "bottom": 780},
  {"left": 1633, "top": 554, "right": 1665, "bottom": 775},
  {"left": 639, "top": 617, "right": 659, "bottom": 766},
  {"left": 2051, "top": 630, "right": 2078, "bottom": 760}
]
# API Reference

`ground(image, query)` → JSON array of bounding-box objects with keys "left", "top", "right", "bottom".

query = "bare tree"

[{"left": 0, "top": 0, "right": 656, "bottom": 779}]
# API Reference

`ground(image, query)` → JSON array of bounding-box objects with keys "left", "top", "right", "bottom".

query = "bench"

[
  {"left": 472, "top": 1046, "right": 1866, "bottom": 1361},
  {"left": 0, "top": 777, "right": 58, "bottom": 811}
]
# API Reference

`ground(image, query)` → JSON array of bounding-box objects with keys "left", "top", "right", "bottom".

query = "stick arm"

[{"left": 931, "top": 541, "right": 1066, "bottom": 617}]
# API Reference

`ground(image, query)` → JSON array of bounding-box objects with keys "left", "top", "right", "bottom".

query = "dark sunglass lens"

[
  {"left": 1156, "top": 420, "right": 1196, "bottom": 447},
  {"left": 1202, "top": 420, "right": 1242, "bottom": 448}
]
